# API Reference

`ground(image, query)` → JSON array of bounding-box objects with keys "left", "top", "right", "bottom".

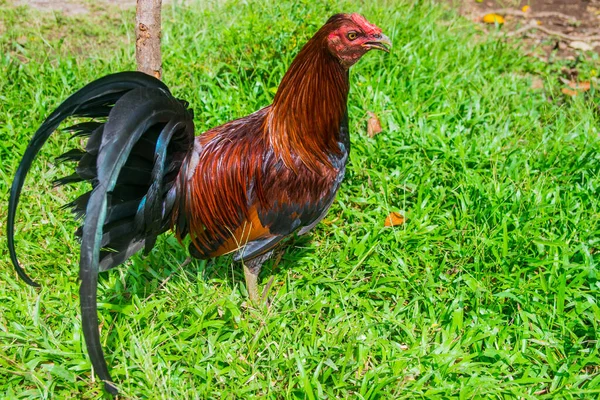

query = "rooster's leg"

[{"left": 243, "top": 250, "right": 273, "bottom": 304}]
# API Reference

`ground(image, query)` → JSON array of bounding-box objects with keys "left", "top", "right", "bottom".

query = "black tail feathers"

[
  {"left": 8, "top": 72, "right": 171, "bottom": 286},
  {"left": 7, "top": 71, "right": 196, "bottom": 394}
]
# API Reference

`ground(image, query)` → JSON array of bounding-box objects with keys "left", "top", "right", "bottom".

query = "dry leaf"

[
  {"left": 384, "top": 212, "right": 405, "bottom": 227},
  {"left": 482, "top": 13, "right": 505, "bottom": 24},
  {"left": 367, "top": 112, "right": 382, "bottom": 138},
  {"left": 521, "top": 5, "right": 530, "bottom": 13},
  {"left": 568, "top": 81, "right": 591, "bottom": 91},
  {"left": 531, "top": 77, "right": 544, "bottom": 90},
  {"left": 561, "top": 88, "right": 579, "bottom": 96},
  {"left": 569, "top": 41, "right": 594, "bottom": 52}
]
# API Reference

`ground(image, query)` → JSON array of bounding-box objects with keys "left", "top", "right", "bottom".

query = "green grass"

[{"left": 1, "top": 0, "right": 600, "bottom": 398}]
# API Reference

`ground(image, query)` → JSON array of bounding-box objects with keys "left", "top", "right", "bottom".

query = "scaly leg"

[
  {"left": 180, "top": 256, "right": 193, "bottom": 268},
  {"left": 242, "top": 250, "right": 274, "bottom": 304}
]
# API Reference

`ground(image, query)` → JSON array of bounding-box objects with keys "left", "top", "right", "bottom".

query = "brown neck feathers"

[{"left": 265, "top": 27, "right": 349, "bottom": 172}]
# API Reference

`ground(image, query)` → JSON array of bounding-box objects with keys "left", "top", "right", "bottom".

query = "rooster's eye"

[{"left": 347, "top": 32, "right": 358, "bottom": 41}]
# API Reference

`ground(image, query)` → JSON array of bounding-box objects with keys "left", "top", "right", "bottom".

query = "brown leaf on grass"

[
  {"left": 531, "top": 77, "right": 544, "bottom": 90},
  {"left": 384, "top": 212, "right": 405, "bottom": 227},
  {"left": 367, "top": 112, "right": 382, "bottom": 138},
  {"left": 561, "top": 88, "right": 579, "bottom": 96},
  {"left": 482, "top": 13, "right": 505, "bottom": 24},
  {"left": 562, "top": 81, "right": 591, "bottom": 96},
  {"left": 568, "top": 81, "right": 591, "bottom": 91}
]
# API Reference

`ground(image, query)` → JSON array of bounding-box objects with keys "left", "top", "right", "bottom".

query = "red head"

[{"left": 325, "top": 13, "right": 391, "bottom": 69}]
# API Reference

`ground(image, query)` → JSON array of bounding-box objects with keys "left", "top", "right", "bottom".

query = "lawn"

[{"left": 1, "top": 0, "right": 599, "bottom": 398}]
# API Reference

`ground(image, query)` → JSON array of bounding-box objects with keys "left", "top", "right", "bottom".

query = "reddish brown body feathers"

[{"left": 174, "top": 13, "right": 390, "bottom": 261}]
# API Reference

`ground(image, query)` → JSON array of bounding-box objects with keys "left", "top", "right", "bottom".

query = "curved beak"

[{"left": 364, "top": 33, "right": 392, "bottom": 53}]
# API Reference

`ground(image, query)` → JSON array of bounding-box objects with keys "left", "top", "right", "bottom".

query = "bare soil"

[
  {"left": 13, "top": 0, "right": 600, "bottom": 61},
  {"left": 453, "top": 0, "right": 600, "bottom": 59},
  {"left": 14, "top": 0, "right": 136, "bottom": 15}
]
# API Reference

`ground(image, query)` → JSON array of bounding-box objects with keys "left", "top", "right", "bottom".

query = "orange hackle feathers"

[{"left": 266, "top": 22, "right": 349, "bottom": 173}]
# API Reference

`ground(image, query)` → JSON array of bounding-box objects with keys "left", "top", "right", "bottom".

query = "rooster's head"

[{"left": 325, "top": 13, "right": 391, "bottom": 69}]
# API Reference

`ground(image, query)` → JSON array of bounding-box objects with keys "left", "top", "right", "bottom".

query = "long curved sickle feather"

[
  {"left": 79, "top": 190, "right": 117, "bottom": 393},
  {"left": 7, "top": 72, "right": 169, "bottom": 287},
  {"left": 77, "top": 88, "right": 192, "bottom": 394}
]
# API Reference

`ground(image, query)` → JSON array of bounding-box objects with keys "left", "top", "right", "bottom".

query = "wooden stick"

[
  {"left": 507, "top": 21, "right": 600, "bottom": 42},
  {"left": 135, "top": 0, "right": 162, "bottom": 79}
]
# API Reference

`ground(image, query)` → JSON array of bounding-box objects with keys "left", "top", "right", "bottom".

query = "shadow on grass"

[{"left": 97, "top": 233, "right": 316, "bottom": 305}]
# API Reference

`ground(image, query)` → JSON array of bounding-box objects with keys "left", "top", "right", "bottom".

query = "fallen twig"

[{"left": 507, "top": 20, "right": 600, "bottom": 42}]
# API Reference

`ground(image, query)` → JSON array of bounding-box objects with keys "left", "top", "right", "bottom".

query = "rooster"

[{"left": 8, "top": 13, "right": 390, "bottom": 394}]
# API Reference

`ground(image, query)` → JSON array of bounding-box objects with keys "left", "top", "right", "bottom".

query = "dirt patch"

[
  {"left": 13, "top": 0, "right": 136, "bottom": 16},
  {"left": 14, "top": 0, "right": 600, "bottom": 62},
  {"left": 3, "top": 0, "right": 135, "bottom": 63},
  {"left": 452, "top": 0, "right": 599, "bottom": 120},
  {"left": 451, "top": 0, "right": 600, "bottom": 59}
]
